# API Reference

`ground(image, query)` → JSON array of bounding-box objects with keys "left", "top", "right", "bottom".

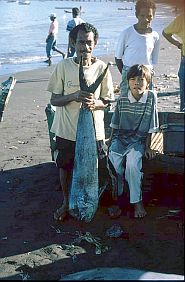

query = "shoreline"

[{"left": 0, "top": 36, "right": 181, "bottom": 113}]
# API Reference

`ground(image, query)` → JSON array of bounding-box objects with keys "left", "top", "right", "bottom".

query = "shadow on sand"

[{"left": 0, "top": 162, "right": 184, "bottom": 280}]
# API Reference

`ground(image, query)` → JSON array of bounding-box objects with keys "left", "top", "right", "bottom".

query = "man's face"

[
  {"left": 75, "top": 30, "right": 96, "bottom": 61},
  {"left": 136, "top": 8, "right": 154, "bottom": 28}
]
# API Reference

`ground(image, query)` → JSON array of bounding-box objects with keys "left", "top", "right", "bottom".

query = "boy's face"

[
  {"left": 128, "top": 76, "right": 148, "bottom": 99},
  {"left": 136, "top": 8, "right": 154, "bottom": 28},
  {"left": 75, "top": 30, "right": 96, "bottom": 61}
]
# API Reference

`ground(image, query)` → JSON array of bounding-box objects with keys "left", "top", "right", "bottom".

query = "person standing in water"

[{"left": 45, "top": 13, "right": 65, "bottom": 65}]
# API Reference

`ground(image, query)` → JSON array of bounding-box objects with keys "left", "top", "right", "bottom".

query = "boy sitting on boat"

[{"left": 108, "top": 64, "right": 159, "bottom": 218}]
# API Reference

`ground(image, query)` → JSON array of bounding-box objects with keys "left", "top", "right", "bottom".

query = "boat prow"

[{"left": 18, "top": 0, "right": 30, "bottom": 5}]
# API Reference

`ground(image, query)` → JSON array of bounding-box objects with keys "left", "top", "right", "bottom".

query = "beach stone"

[{"left": 60, "top": 267, "right": 184, "bottom": 280}]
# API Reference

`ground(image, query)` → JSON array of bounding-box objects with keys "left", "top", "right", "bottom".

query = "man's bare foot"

[
  {"left": 54, "top": 204, "right": 68, "bottom": 221},
  {"left": 134, "top": 201, "right": 147, "bottom": 218}
]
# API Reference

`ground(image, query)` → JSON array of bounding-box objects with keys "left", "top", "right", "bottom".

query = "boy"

[
  {"left": 115, "top": 0, "right": 160, "bottom": 95},
  {"left": 47, "top": 23, "right": 114, "bottom": 221},
  {"left": 108, "top": 64, "right": 159, "bottom": 218}
]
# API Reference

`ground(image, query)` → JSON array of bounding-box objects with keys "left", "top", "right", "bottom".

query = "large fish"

[{"left": 69, "top": 58, "right": 109, "bottom": 222}]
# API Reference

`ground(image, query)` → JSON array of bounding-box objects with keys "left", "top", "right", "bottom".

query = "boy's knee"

[{"left": 126, "top": 158, "right": 138, "bottom": 171}]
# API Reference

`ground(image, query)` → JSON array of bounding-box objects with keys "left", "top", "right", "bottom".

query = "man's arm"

[
  {"left": 50, "top": 91, "right": 79, "bottom": 107},
  {"left": 50, "top": 91, "right": 109, "bottom": 110},
  {"left": 162, "top": 30, "right": 182, "bottom": 50},
  {"left": 115, "top": 57, "right": 123, "bottom": 74}
]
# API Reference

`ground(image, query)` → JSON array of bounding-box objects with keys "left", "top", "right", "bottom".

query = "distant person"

[
  {"left": 162, "top": 13, "right": 185, "bottom": 112},
  {"left": 66, "top": 7, "right": 85, "bottom": 57},
  {"left": 108, "top": 64, "right": 159, "bottom": 218},
  {"left": 45, "top": 13, "right": 65, "bottom": 65},
  {"left": 115, "top": 0, "right": 160, "bottom": 95}
]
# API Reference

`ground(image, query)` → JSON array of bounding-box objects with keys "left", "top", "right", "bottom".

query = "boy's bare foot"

[
  {"left": 54, "top": 204, "right": 68, "bottom": 221},
  {"left": 134, "top": 201, "right": 147, "bottom": 218}
]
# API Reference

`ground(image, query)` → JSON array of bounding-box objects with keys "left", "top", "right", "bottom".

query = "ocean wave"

[{"left": 0, "top": 54, "right": 61, "bottom": 65}]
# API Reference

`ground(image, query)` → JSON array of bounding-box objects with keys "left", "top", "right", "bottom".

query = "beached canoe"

[
  {"left": 118, "top": 7, "right": 133, "bottom": 10},
  {"left": 0, "top": 76, "right": 16, "bottom": 122},
  {"left": 64, "top": 10, "right": 72, "bottom": 13},
  {"left": 55, "top": 7, "right": 73, "bottom": 10},
  {"left": 18, "top": 0, "right": 30, "bottom": 4},
  {"left": 60, "top": 267, "right": 184, "bottom": 280}
]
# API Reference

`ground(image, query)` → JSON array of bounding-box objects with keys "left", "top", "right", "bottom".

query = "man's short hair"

[
  {"left": 69, "top": 22, "right": 99, "bottom": 44},
  {"left": 127, "top": 64, "right": 152, "bottom": 86},
  {"left": 135, "top": 0, "right": 156, "bottom": 16},
  {"left": 72, "top": 7, "right": 80, "bottom": 17}
]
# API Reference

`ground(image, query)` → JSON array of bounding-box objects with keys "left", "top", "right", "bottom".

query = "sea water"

[{"left": 0, "top": 0, "right": 178, "bottom": 76}]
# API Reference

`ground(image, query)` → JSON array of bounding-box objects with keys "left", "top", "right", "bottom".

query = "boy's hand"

[
  {"left": 144, "top": 148, "right": 158, "bottom": 160},
  {"left": 105, "top": 138, "right": 112, "bottom": 148}
]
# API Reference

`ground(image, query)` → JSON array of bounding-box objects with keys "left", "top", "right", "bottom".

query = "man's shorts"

[
  {"left": 55, "top": 136, "right": 117, "bottom": 197},
  {"left": 55, "top": 136, "right": 108, "bottom": 171}
]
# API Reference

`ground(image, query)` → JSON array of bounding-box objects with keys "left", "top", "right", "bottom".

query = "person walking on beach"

[
  {"left": 47, "top": 22, "right": 114, "bottom": 221},
  {"left": 115, "top": 0, "right": 160, "bottom": 95},
  {"left": 66, "top": 7, "right": 85, "bottom": 57},
  {"left": 45, "top": 13, "right": 65, "bottom": 65},
  {"left": 108, "top": 64, "right": 159, "bottom": 218},
  {"left": 162, "top": 13, "right": 185, "bottom": 112}
]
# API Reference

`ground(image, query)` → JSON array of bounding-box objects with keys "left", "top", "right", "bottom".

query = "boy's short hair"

[
  {"left": 69, "top": 22, "right": 99, "bottom": 44},
  {"left": 135, "top": 0, "right": 156, "bottom": 16},
  {"left": 127, "top": 64, "right": 152, "bottom": 85}
]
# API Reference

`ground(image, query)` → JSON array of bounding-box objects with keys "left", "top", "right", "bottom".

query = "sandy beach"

[{"left": 0, "top": 36, "right": 184, "bottom": 280}]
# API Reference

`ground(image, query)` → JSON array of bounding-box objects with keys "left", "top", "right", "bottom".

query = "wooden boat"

[
  {"left": 55, "top": 7, "right": 73, "bottom": 10},
  {"left": 64, "top": 10, "right": 72, "bottom": 13},
  {"left": 18, "top": 0, "right": 30, "bottom": 5},
  {"left": 61, "top": 267, "right": 184, "bottom": 280},
  {"left": 0, "top": 77, "right": 16, "bottom": 122},
  {"left": 118, "top": 7, "right": 133, "bottom": 10},
  {"left": 104, "top": 109, "right": 184, "bottom": 175}
]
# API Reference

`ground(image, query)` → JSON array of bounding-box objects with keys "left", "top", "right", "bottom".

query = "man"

[
  {"left": 115, "top": 0, "right": 159, "bottom": 95},
  {"left": 162, "top": 13, "right": 185, "bottom": 112},
  {"left": 47, "top": 23, "right": 114, "bottom": 221},
  {"left": 45, "top": 13, "right": 65, "bottom": 65},
  {"left": 66, "top": 7, "right": 85, "bottom": 57}
]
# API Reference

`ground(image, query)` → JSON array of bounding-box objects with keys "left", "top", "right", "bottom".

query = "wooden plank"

[{"left": 143, "top": 153, "right": 184, "bottom": 175}]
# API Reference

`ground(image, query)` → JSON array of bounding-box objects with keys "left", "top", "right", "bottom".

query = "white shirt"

[
  {"left": 47, "top": 58, "right": 114, "bottom": 141},
  {"left": 49, "top": 19, "right": 58, "bottom": 36},
  {"left": 115, "top": 26, "right": 160, "bottom": 69},
  {"left": 128, "top": 90, "right": 159, "bottom": 133}
]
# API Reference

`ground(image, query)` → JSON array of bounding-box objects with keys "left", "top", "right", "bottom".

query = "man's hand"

[
  {"left": 75, "top": 91, "right": 95, "bottom": 110},
  {"left": 144, "top": 148, "right": 158, "bottom": 160}
]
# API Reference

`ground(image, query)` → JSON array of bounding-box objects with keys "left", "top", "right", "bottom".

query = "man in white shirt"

[
  {"left": 45, "top": 13, "right": 65, "bottom": 65},
  {"left": 115, "top": 0, "right": 160, "bottom": 95},
  {"left": 66, "top": 7, "right": 85, "bottom": 57}
]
